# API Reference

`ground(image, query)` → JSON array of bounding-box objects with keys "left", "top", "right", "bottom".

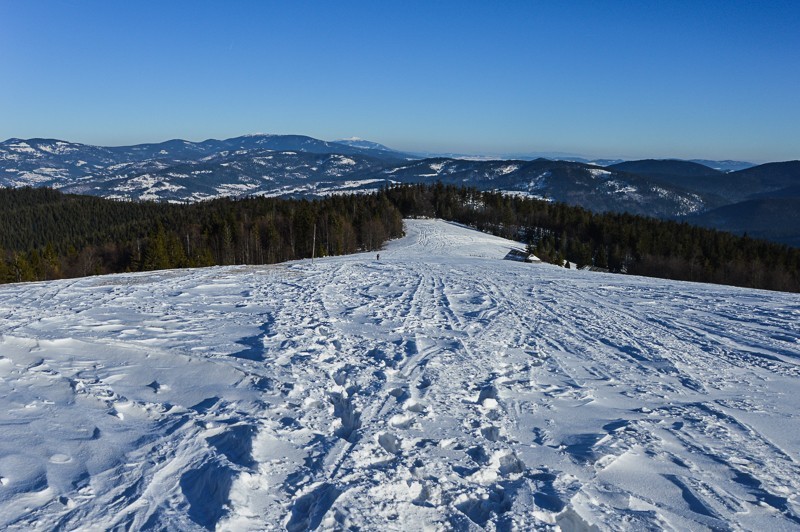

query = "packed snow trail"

[{"left": 0, "top": 219, "right": 799, "bottom": 530}]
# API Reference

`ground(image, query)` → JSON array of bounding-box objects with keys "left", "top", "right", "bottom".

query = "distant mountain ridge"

[
  {"left": 333, "top": 137, "right": 402, "bottom": 154},
  {"left": 688, "top": 159, "right": 755, "bottom": 172},
  {"left": 608, "top": 159, "right": 724, "bottom": 179},
  {"left": 0, "top": 135, "right": 705, "bottom": 216},
  {"left": 1, "top": 134, "right": 798, "bottom": 245}
]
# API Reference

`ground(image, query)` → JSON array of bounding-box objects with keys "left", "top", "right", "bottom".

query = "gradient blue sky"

[{"left": 1, "top": 1, "right": 798, "bottom": 161}]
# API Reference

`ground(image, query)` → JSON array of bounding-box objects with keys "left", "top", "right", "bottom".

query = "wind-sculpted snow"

[{"left": 0, "top": 220, "right": 799, "bottom": 530}]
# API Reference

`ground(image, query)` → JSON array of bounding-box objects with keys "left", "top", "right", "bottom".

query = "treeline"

[
  {"left": 384, "top": 183, "right": 800, "bottom": 293},
  {"left": 0, "top": 187, "right": 403, "bottom": 283},
  {"left": 2, "top": 184, "right": 799, "bottom": 293}
]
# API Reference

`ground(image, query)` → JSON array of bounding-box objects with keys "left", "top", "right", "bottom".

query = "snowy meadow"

[{"left": 0, "top": 219, "right": 798, "bottom": 530}]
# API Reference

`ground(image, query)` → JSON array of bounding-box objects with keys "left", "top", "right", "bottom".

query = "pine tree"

[
  {"left": 142, "top": 225, "right": 169, "bottom": 271},
  {"left": 11, "top": 253, "right": 34, "bottom": 282}
]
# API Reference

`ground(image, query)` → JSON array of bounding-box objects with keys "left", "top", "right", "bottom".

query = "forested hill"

[
  {"left": 1, "top": 185, "right": 799, "bottom": 292},
  {"left": 384, "top": 184, "right": 800, "bottom": 293},
  {"left": 0, "top": 187, "right": 403, "bottom": 282}
]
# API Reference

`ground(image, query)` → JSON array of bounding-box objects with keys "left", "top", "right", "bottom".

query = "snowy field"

[{"left": 1, "top": 219, "right": 799, "bottom": 530}]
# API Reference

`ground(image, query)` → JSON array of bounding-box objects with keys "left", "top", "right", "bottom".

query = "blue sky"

[{"left": 1, "top": 1, "right": 798, "bottom": 161}]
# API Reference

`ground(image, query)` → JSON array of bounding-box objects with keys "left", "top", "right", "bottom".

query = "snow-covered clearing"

[{"left": 0, "top": 219, "right": 799, "bottom": 530}]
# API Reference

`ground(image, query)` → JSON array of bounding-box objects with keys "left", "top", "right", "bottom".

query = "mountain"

[
  {"left": 720, "top": 161, "right": 800, "bottom": 201},
  {"left": 333, "top": 137, "right": 404, "bottom": 155},
  {"left": 690, "top": 197, "right": 800, "bottom": 247},
  {"left": 0, "top": 134, "right": 408, "bottom": 190},
  {"left": 213, "top": 134, "right": 409, "bottom": 160},
  {"left": 609, "top": 159, "right": 800, "bottom": 204},
  {"left": 688, "top": 159, "right": 756, "bottom": 172},
  {"left": 79, "top": 150, "right": 396, "bottom": 202},
  {"left": 607, "top": 159, "right": 723, "bottom": 180},
  {"left": 604, "top": 160, "right": 800, "bottom": 243},
  {"left": 380, "top": 158, "right": 705, "bottom": 216},
  {"left": 1, "top": 219, "right": 798, "bottom": 530},
  {"left": 2, "top": 135, "right": 799, "bottom": 245},
  {"left": 0, "top": 136, "right": 706, "bottom": 217}
]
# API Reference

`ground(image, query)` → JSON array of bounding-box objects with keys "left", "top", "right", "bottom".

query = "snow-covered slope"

[{"left": 0, "top": 220, "right": 799, "bottom": 530}]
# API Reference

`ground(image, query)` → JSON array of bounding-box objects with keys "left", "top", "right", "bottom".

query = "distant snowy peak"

[{"left": 333, "top": 137, "right": 398, "bottom": 153}]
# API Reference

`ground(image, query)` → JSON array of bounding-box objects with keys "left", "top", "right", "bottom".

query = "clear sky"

[{"left": 1, "top": 1, "right": 798, "bottom": 162}]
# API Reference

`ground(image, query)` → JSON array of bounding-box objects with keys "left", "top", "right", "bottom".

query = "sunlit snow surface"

[{"left": 1, "top": 220, "right": 799, "bottom": 530}]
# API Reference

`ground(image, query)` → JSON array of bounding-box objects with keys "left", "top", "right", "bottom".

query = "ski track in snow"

[{"left": 0, "top": 219, "right": 799, "bottom": 530}]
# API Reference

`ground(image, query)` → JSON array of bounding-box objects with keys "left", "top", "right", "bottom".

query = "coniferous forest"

[
  {"left": 0, "top": 187, "right": 403, "bottom": 283},
  {"left": 1, "top": 184, "right": 799, "bottom": 293},
  {"left": 383, "top": 184, "right": 800, "bottom": 293}
]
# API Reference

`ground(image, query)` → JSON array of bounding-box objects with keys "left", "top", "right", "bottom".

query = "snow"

[
  {"left": 383, "top": 165, "right": 408, "bottom": 175},
  {"left": 496, "top": 164, "right": 519, "bottom": 175},
  {"left": 37, "top": 142, "right": 77, "bottom": 155},
  {"left": 587, "top": 168, "right": 612, "bottom": 179},
  {"left": 313, "top": 179, "right": 390, "bottom": 195},
  {"left": 7, "top": 142, "right": 39, "bottom": 155},
  {"left": 653, "top": 186, "right": 706, "bottom": 215},
  {"left": 1, "top": 171, "right": 57, "bottom": 187},
  {"left": 215, "top": 183, "right": 260, "bottom": 195},
  {"left": 112, "top": 173, "right": 185, "bottom": 200},
  {"left": 604, "top": 180, "right": 638, "bottom": 194},
  {"left": 33, "top": 167, "right": 69, "bottom": 176},
  {"left": 0, "top": 219, "right": 798, "bottom": 530},
  {"left": 333, "top": 156, "right": 357, "bottom": 166},
  {"left": 503, "top": 190, "right": 552, "bottom": 202}
]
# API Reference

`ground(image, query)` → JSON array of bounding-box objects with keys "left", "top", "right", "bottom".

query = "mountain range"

[{"left": 1, "top": 135, "right": 798, "bottom": 245}]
